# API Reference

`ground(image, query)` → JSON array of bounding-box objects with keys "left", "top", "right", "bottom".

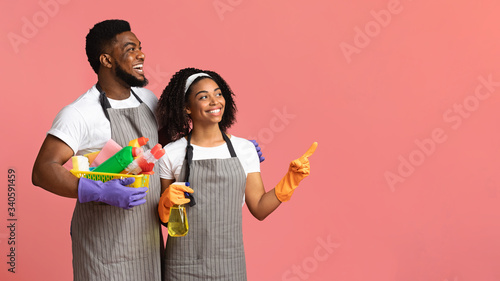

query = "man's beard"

[{"left": 115, "top": 63, "right": 149, "bottom": 87}]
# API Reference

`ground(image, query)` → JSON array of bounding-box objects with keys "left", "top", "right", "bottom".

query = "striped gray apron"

[
  {"left": 163, "top": 132, "right": 247, "bottom": 281},
  {"left": 71, "top": 87, "right": 162, "bottom": 281}
]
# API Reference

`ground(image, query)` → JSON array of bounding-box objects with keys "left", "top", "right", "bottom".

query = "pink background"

[{"left": 2, "top": 0, "right": 500, "bottom": 280}]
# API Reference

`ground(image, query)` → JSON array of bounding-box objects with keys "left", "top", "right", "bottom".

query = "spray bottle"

[
  {"left": 121, "top": 144, "right": 165, "bottom": 175},
  {"left": 167, "top": 182, "right": 193, "bottom": 237}
]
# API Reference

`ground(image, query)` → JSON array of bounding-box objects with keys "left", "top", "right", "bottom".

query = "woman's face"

[{"left": 186, "top": 78, "right": 225, "bottom": 126}]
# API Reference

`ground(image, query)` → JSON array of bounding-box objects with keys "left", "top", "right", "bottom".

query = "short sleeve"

[
  {"left": 238, "top": 138, "right": 261, "bottom": 174},
  {"left": 158, "top": 154, "right": 175, "bottom": 180},
  {"left": 158, "top": 139, "right": 187, "bottom": 181},
  {"left": 47, "top": 105, "right": 87, "bottom": 155}
]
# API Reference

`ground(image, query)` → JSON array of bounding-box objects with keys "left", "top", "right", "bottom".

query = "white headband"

[{"left": 184, "top": 73, "right": 212, "bottom": 94}]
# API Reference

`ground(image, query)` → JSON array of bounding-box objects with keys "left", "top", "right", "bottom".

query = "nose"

[
  {"left": 137, "top": 49, "right": 145, "bottom": 60},
  {"left": 209, "top": 94, "right": 219, "bottom": 105},
  {"left": 208, "top": 96, "right": 216, "bottom": 105}
]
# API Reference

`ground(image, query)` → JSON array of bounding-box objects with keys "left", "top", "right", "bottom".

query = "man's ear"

[{"left": 99, "top": 54, "right": 113, "bottom": 69}]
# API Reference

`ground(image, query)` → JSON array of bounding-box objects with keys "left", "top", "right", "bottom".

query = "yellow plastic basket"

[{"left": 70, "top": 170, "right": 149, "bottom": 188}]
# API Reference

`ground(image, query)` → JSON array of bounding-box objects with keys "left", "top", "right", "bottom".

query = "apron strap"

[
  {"left": 97, "top": 84, "right": 112, "bottom": 121},
  {"left": 185, "top": 133, "right": 193, "bottom": 183},
  {"left": 221, "top": 131, "right": 237, "bottom": 158},
  {"left": 96, "top": 83, "right": 144, "bottom": 122},
  {"left": 184, "top": 134, "right": 195, "bottom": 206}
]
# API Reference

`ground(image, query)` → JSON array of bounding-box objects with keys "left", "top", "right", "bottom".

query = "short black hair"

[
  {"left": 85, "top": 19, "right": 131, "bottom": 74},
  {"left": 156, "top": 68, "right": 237, "bottom": 145}
]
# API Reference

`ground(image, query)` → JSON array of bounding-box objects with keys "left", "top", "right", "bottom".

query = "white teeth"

[
  {"left": 133, "top": 64, "right": 143, "bottom": 69},
  {"left": 208, "top": 109, "right": 221, "bottom": 113}
]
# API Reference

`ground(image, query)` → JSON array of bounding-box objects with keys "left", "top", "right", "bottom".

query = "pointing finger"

[{"left": 301, "top": 142, "right": 318, "bottom": 158}]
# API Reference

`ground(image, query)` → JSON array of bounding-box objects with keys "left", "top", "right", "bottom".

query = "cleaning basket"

[{"left": 70, "top": 170, "right": 149, "bottom": 188}]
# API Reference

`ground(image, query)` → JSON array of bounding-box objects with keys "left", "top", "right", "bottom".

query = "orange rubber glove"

[
  {"left": 158, "top": 182, "right": 194, "bottom": 223},
  {"left": 274, "top": 142, "right": 318, "bottom": 202}
]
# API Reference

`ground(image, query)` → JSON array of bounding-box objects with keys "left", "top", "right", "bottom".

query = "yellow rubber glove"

[
  {"left": 275, "top": 142, "right": 318, "bottom": 202},
  {"left": 158, "top": 182, "right": 194, "bottom": 223}
]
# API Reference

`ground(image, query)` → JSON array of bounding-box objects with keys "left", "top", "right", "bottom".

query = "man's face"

[{"left": 109, "top": 31, "right": 148, "bottom": 87}]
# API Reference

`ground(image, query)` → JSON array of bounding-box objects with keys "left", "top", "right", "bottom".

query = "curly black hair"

[
  {"left": 85, "top": 19, "right": 131, "bottom": 74},
  {"left": 156, "top": 67, "right": 237, "bottom": 145}
]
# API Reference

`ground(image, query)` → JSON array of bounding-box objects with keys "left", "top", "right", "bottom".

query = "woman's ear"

[
  {"left": 99, "top": 54, "right": 113, "bottom": 69},
  {"left": 185, "top": 106, "right": 191, "bottom": 115}
]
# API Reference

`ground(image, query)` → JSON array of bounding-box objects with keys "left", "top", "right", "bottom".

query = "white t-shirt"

[
  {"left": 47, "top": 85, "right": 158, "bottom": 155},
  {"left": 159, "top": 136, "right": 261, "bottom": 181}
]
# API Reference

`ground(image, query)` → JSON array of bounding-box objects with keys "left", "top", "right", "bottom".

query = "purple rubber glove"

[
  {"left": 78, "top": 177, "right": 148, "bottom": 209},
  {"left": 250, "top": 140, "right": 265, "bottom": 163}
]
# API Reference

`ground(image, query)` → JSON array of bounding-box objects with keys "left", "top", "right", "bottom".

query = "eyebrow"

[
  {"left": 195, "top": 88, "right": 221, "bottom": 97},
  {"left": 122, "top": 41, "right": 140, "bottom": 49}
]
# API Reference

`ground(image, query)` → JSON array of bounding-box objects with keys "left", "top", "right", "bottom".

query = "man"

[{"left": 32, "top": 20, "right": 161, "bottom": 281}]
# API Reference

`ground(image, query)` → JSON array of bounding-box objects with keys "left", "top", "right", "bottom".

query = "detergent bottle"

[
  {"left": 92, "top": 146, "right": 142, "bottom": 173},
  {"left": 89, "top": 139, "right": 123, "bottom": 167}
]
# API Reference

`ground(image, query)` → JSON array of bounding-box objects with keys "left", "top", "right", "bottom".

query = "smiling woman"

[
  {"left": 186, "top": 77, "right": 226, "bottom": 129},
  {"left": 155, "top": 67, "right": 316, "bottom": 281},
  {"left": 156, "top": 68, "right": 237, "bottom": 145}
]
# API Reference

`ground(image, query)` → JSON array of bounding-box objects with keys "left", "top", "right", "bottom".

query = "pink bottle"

[{"left": 90, "top": 139, "right": 123, "bottom": 167}]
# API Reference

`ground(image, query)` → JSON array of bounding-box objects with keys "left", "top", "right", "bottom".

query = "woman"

[{"left": 156, "top": 67, "right": 317, "bottom": 280}]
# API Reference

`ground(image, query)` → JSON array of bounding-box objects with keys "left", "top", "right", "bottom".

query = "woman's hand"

[
  {"left": 158, "top": 182, "right": 194, "bottom": 223},
  {"left": 274, "top": 142, "right": 318, "bottom": 202}
]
